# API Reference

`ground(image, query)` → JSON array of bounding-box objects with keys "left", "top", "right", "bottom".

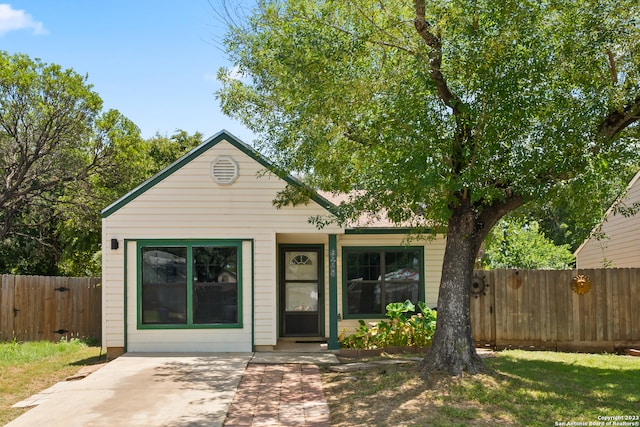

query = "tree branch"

[
  {"left": 606, "top": 50, "right": 618, "bottom": 85},
  {"left": 413, "top": 0, "right": 462, "bottom": 112},
  {"left": 325, "top": 21, "right": 416, "bottom": 55},
  {"left": 471, "top": 190, "right": 524, "bottom": 246},
  {"left": 13, "top": 231, "right": 61, "bottom": 252},
  {"left": 413, "top": 0, "right": 473, "bottom": 176},
  {"left": 598, "top": 94, "right": 640, "bottom": 140},
  {"left": 350, "top": 1, "right": 416, "bottom": 54}
]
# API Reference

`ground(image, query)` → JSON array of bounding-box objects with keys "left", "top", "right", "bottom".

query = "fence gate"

[
  {"left": 0, "top": 275, "right": 101, "bottom": 342},
  {"left": 470, "top": 271, "right": 495, "bottom": 347}
]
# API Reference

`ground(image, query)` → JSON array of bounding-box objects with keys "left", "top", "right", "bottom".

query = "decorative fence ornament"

[
  {"left": 471, "top": 273, "right": 487, "bottom": 298},
  {"left": 571, "top": 274, "right": 592, "bottom": 295},
  {"left": 508, "top": 271, "right": 522, "bottom": 289}
]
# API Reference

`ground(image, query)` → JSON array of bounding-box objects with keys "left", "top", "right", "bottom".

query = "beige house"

[
  {"left": 575, "top": 170, "right": 640, "bottom": 268},
  {"left": 101, "top": 131, "right": 446, "bottom": 358}
]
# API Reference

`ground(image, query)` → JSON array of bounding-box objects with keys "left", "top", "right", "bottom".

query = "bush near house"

[{"left": 339, "top": 300, "right": 437, "bottom": 350}]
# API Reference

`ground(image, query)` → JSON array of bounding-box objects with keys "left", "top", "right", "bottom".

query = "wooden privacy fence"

[
  {"left": 471, "top": 269, "right": 640, "bottom": 352},
  {"left": 0, "top": 275, "right": 101, "bottom": 343}
]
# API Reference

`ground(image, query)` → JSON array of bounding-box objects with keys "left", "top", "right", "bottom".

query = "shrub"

[{"left": 339, "top": 300, "right": 437, "bottom": 350}]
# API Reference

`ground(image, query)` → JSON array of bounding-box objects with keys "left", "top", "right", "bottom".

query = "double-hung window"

[
  {"left": 139, "top": 240, "right": 242, "bottom": 328},
  {"left": 343, "top": 247, "right": 423, "bottom": 317}
]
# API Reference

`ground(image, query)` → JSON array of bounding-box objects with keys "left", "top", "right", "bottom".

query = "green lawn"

[
  {"left": 0, "top": 340, "right": 104, "bottom": 425},
  {"left": 323, "top": 350, "right": 640, "bottom": 427},
  {"left": 2, "top": 343, "right": 638, "bottom": 426}
]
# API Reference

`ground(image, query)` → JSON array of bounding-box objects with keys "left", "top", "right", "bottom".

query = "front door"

[{"left": 280, "top": 246, "right": 323, "bottom": 336}]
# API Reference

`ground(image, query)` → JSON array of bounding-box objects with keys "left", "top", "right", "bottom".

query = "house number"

[{"left": 329, "top": 249, "right": 337, "bottom": 278}]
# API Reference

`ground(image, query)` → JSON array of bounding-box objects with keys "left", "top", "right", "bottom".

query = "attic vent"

[{"left": 210, "top": 156, "right": 239, "bottom": 185}]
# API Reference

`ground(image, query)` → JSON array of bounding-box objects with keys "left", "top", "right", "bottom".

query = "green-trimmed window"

[
  {"left": 139, "top": 241, "right": 241, "bottom": 328},
  {"left": 343, "top": 247, "right": 423, "bottom": 317}
]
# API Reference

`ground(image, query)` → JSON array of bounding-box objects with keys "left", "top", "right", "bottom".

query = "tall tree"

[
  {"left": 0, "top": 52, "right": 148, "bottom": 275},
  {"left": 0, "top": 51, "right": 105, "bottom": 273},
  {"left": 0, "top": 51, "right": 206, "bottom": 275},
  {"left": 218, "top": 1, "right": 640, "bottom": 375}
]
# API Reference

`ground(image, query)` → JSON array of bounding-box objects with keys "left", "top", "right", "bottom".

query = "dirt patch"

[{"left": 322, "top": 357, "right": 514, "bottom": 427}]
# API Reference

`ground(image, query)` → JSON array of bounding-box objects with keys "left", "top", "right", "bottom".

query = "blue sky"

[{"left": 1, "top": 1, "right": 254, "bottom": 142}]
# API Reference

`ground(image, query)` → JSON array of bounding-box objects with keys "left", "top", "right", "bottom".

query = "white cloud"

[{"left": 0, "top": 4, "right": 47, "bottom": 36}]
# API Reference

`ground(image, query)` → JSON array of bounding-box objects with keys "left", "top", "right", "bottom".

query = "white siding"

[
  {"left": 103, "top": 139, "right": 342, "bottom": 352},
  {"left": 102, "top": 219, "right": 125, "bottom": 349},
  {"left": 336, "top": 233, "right": 445, "bottom": 334},
  {"left": 576, "top": 171, "right": 640, "bottom": 268}
]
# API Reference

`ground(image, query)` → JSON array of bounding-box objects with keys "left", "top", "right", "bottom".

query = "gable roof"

[{"left": 101, "top": 130, "right": 338, "bottom": 218}]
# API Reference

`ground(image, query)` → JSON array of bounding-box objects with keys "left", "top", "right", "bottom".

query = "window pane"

[
  {"left": 346, "top": 281, "right": 381, "bottom": 314},
  {"left": 193, "top": 246, "right": 238, "bottom": 324},
  {"left": 385, "top": 282, "right": 420, "bottom": 304},
  {"left": 345, "top": 249, "right": 422, "bottom": 316},
  {"left": 385, "top": 251, "right": 420, "bottom": 282},
  {"left": 141, "top": 247, "right": 187, "bottom": 324},
  {"left": 346, "top": 251, "right": 380, "bottom": 281},
  {"left": 285, "top": 251, "right": 318, "bottom": 281},
  {"left": 285, "top": 282, "right": 318, "bottom": 311}
]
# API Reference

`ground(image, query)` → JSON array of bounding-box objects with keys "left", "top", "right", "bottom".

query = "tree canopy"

[
  {"left": 218, "top": 0, "right": 640, "bottom": 375},
  {"left": 0, "top": 51, "right": 203, "bottom": 275},
  {"left": 0, "top": 52, "right": 102, "bottom": 242},
  {"left": 0, "top": 51, "right": 110, "bottom": 275}
]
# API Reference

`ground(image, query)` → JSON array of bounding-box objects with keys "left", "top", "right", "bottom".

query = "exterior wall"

[
  {"left": 102, "top": 139, "right": 342, "bottom": 353},
  {"left": 335, "top": 233, "right": 446, "bottom": 334},
  {"left": 576, "top": 171, "right": 640, "bottom": 268}
]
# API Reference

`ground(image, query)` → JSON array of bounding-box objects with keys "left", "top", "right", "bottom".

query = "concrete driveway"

[{"left": 6, "top": 353, "right": 253, "bottom": 427}]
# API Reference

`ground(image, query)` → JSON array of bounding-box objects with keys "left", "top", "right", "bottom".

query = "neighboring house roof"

[
  {"left": 574, "top": 169, "right": 640, "bottom": 268},
  {"left": 101, "top": 130, "right": 337, "bottom": 219}
]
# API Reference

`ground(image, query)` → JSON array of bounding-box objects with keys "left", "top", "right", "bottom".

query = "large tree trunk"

[
  {"left": 421, "top": 207, "right": 485, "bottom": 376},
  {"left": 421, "top": 195, "right": 523, "bottom": 377}
]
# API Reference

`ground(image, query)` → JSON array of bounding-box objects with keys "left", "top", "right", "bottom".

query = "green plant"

[
  {"left": 339, "top": 300, "right": 437, "bottom": 350},
  {"left": 482, "top": 219, "right": 575, "bottom": 269}
]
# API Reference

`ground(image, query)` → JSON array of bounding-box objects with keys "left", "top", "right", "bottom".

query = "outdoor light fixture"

[{"left": 111, "top": 238, "right": 119, "bottom": 250}]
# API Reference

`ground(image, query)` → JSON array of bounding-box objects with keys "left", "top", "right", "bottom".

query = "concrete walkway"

[{"left": 7, "top": 352, "right": 338, "bottom": 427}]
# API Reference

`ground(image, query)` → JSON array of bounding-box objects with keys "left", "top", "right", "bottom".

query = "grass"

[
  {"left": 1, "top": 343, "right": 637, "bottom": 426},
  {"left": 322, "top": 350, "right": 640, "bottom": 426},
  {"left": 0, "top": 339, "right": 104, "bottom": 425}
]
